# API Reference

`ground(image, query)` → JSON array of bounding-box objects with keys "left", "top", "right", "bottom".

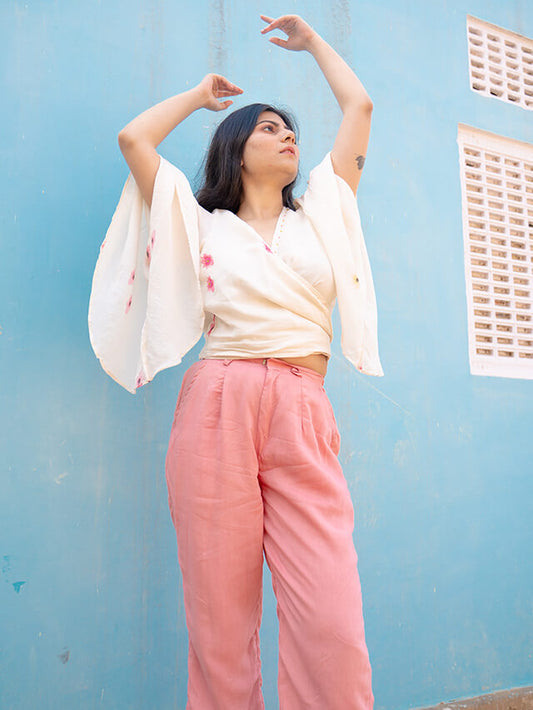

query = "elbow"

[
  {"left": 344, "top": 95, "right": 373, "bottom": 114},
  {"left": 118, "top": 129, "right": 134, "bottom": 153},
  {"left": 361, "top": 96, "right": 373, "bottom": 112},
  {"left": 118, "top": 129, "right": 156, "bottom": 157}
]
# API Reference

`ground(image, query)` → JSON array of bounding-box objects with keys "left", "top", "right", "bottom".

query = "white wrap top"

[{"left": 88, "top": 151, "right": 384, "bottom": 393}]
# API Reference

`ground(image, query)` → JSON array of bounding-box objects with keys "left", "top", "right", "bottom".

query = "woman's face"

[{"left": 241, "top": 110, "right": 299, "bottom": 185}]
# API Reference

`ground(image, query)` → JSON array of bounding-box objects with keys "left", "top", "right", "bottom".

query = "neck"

[{"left": 237, "top": 177, "right": 285, "bottom": 221}]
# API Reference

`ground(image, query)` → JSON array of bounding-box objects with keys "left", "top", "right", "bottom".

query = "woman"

[{"left": 89, "top": 13, "right": 383, "bottom": 710}]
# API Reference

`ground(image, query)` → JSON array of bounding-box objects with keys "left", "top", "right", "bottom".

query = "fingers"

[
  {"left": 260, "top": 13, "right": 300, "bottom": 31},
  {"left": 208, "top": 98, "right": 233, "bottom": 112},
  {"left": 209, "top": 73, "right": 243, "bottom": 94},
  {"left": 215, "top": 88, "right": 243, "bottom": 97},
  {"left": 201, "top": 73, "right": 242, "bottom": 111},
  {"left": 222, "top": 81, "right": 243, "bottom": 94},
  {"left": 260, "top": 14, "right": 278, "bottom": 33},
  {"left": 214, "top": 77, "right": 242, "bottom": 89},
  {"left": 269, "top": 37, "right": 288, "bottom": 47}
]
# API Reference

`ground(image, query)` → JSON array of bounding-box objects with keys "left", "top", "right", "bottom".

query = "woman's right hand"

[{"left": 195, "top": 73, "right": 244, "bottom": 112}]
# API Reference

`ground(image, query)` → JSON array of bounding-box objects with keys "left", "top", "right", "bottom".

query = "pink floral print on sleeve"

[
  {"left": 145, "top": 230, "right": 156, "bottom": 266},
  {"left": 136, "top": 368, "right": 147, "bottom": 389},
  {"left": 200, "top": 252, "right": 215, "bottom": 291}
]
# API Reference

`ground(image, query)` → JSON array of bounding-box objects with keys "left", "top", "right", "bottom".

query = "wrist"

[
  {"left": 305, "top": 29, "right": 324, "bottom": 54},
  {"left": 188, "top": 84, "right": 209, "bottom": 110}
]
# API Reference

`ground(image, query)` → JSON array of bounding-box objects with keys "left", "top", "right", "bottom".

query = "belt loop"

[{"left": 290, "top": 366, "right": 302, "bottom": 377}]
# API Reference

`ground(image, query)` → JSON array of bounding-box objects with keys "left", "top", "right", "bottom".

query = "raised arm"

[
  {"left": 117, "top": 74, "right": 243, "bottom": 207},
  {"left": 261, "top": 14, "right": 372, "bottom": 196}
]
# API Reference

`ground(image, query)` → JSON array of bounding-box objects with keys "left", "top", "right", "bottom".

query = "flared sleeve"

[
  {"left": 296, "top": 152, "right": 384, "bottom": 376},
  {"left": 88, "top": 156, "right": 204, "bottom": 393}
]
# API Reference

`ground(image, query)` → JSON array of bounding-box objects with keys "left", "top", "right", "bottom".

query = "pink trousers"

[{"left": 165, "top": 357, "right": 373, "bottom": 710}]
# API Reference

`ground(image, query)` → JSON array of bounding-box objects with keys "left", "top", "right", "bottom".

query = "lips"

[{"left": 280, "top": 147, "right": 296, "bottom": 156}]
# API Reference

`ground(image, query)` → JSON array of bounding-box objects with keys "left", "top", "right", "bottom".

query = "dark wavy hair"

[{"left": 196, "top": 103, "right": 299, "bottom": 214}]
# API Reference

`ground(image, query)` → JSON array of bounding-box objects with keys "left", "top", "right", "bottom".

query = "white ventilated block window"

[
  {"left": 457, "top": 124, "right": 533, "bottom": 379},
  {"left": 467, "top": 15, "right": 533, "bottom": 111}
]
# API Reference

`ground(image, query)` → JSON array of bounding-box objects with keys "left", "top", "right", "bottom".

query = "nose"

[{"left": 282, "top": 130, "right": 296, "bottom": 144}]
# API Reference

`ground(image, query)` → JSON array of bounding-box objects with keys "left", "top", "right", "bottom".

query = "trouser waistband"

[{"left": 202, "top": 357, "right": 325, "bottom": 385}]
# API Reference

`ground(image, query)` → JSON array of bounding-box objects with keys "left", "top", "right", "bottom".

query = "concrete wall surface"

[{"left": 1, "top": 1, "right": 532, "bottom": 709}]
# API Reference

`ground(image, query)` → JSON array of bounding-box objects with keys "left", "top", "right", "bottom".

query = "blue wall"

[{"left": 1, "top": 1, "right": 532, "bottom": 708}]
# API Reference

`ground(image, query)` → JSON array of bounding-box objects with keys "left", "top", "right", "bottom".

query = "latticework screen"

[
  {"left": 467, "top": 15, "right": 533, "bottom": 111},
  {"left": 457, "top": 124, "right": 533, "bottom": 378}
]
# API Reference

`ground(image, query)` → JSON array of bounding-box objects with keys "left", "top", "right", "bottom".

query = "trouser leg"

[
  {"left": 165, "top": 359, "right": 265, "bottom": 710},
  {"left": 258, "top": 362, "right": 374, "bottom": 710}
]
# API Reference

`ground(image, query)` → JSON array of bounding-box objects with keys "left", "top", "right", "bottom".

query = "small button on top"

[{"left": 353, "top": 274, "right": 360, "bottom": 285}]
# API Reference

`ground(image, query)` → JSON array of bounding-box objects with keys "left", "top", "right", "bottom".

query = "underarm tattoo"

[{"left": 355, "top": 154, "right": 366, "bottom": 170}]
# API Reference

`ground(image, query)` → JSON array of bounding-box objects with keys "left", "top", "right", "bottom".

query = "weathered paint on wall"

[{"left": 1, "top": 1, "right": 532, "bottom": 709}]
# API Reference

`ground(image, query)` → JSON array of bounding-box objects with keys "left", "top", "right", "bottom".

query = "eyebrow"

[{"left": 256, "top": 119, "right": 291, "bottom": 131}]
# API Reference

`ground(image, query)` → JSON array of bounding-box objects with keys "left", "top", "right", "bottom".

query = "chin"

[{"left": 283, "top": 174, "right": 298, "bottom": 188}]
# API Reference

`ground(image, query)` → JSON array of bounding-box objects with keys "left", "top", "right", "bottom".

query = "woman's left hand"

[{"left": 260, "top": 14, "right": 317, "bottom": 52}]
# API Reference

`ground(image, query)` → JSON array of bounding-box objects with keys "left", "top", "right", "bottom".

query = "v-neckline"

[{"left": 228, "top": 207, "right": 288, "bottom": 254}]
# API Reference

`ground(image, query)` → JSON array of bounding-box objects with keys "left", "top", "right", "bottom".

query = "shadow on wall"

[{"left": 413, "top": 686, "right": 533, "bottom": 710}]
